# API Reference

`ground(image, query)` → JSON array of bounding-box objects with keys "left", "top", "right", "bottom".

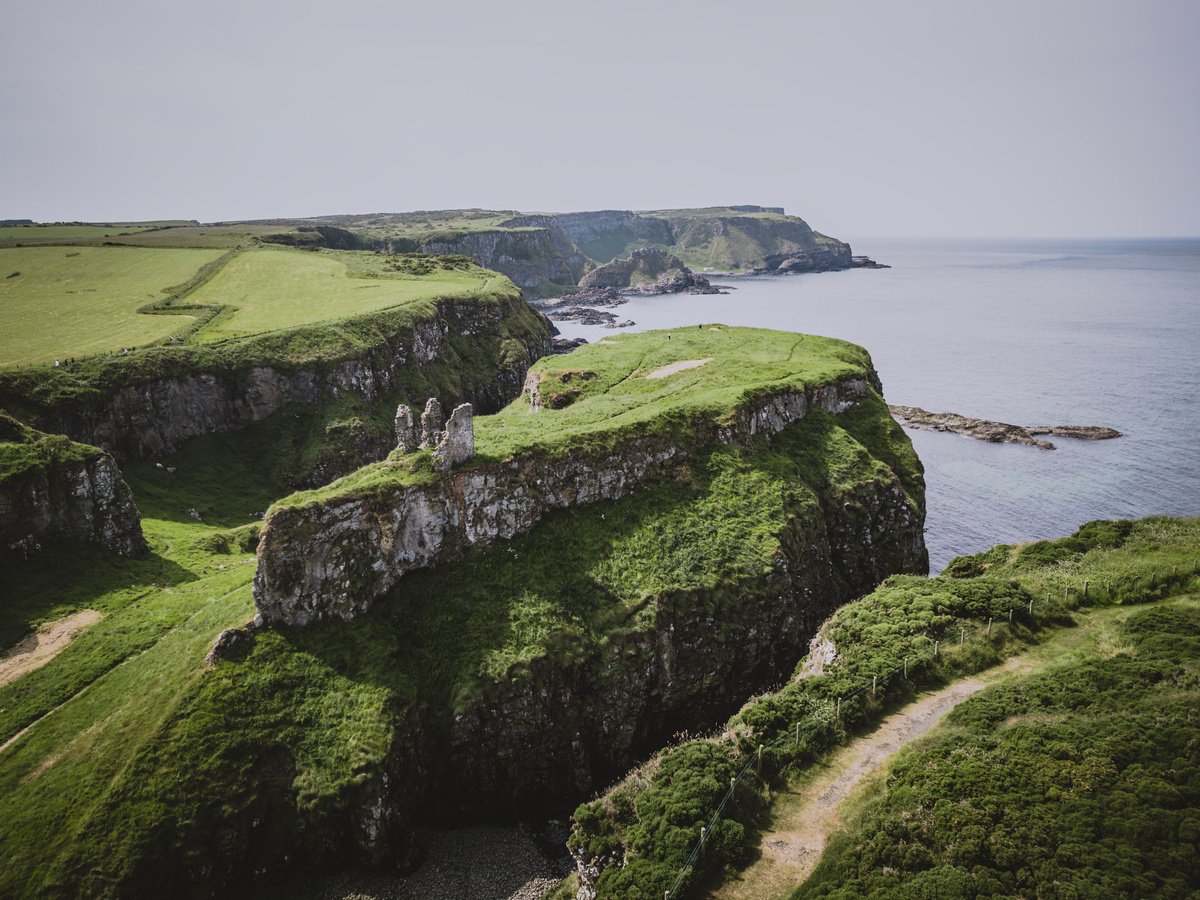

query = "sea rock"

[{"left": 889, "top": 405, "right": 1122, "bottom": 450}]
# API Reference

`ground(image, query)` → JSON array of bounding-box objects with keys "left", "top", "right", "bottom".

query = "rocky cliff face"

[
  {"left": 660, "top": 210, "right": 852, "bottom": 273},
  {"left": 577, "top": 247, "right": 717, "bottom": 294},
  {"left": 0, "top": 447, "right": 146, "bottom": 558},
  {"left": 26, "top": 296, "right": 550, "bottom": 463},
  {"left": 254, "top": 375, "right": 897, "bottom": 626},
  {"left": 549, "top": 210, "right": 675, "bottom": 262},
  {"left": 420, "top": 222, "right": 589, "bottom": 297}
]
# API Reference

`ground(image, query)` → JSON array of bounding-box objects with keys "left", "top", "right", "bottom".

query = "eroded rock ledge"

[
  {"left": 889, "top": 405, "right": 1121, "bottom": 450},
  {"left": 0, "top": 446, "right": 146, "bottom": 559},
  {"left": 254, "top": 377, "right": 877, "bottom": 626}
]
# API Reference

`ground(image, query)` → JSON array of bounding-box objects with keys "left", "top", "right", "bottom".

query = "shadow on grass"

[{"left": 0, "top": 541, "right": 198, "bottom": 648}]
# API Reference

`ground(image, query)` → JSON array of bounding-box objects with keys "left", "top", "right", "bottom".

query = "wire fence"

[{"left": 662, "top": 562, "right": 1200, "bottom": 900}]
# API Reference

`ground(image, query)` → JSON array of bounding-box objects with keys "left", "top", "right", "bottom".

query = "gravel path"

[{"left": 317, "top": 823, "right": 572, "bottom": 900}]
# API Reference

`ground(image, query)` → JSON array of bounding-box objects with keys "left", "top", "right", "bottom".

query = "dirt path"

[
  {"left": 711, "top": 601, "right": 1169, "bottom": 900},
  {"left": 714, "top": 677, "right": 987, "bottom": 899},
  {"left": 646, "top": 357, "right": 713, "bottom": 379},
  {"left": 0, "top": 610, "right": 102, "bottom": 689}
]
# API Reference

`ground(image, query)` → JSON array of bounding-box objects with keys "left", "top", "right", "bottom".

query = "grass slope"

[
  {"left": 799, "top": 598, "right": 1200, "bottom": 899},
  {"left": 0, "top": 246, "right": 223, "bottom": 365}
]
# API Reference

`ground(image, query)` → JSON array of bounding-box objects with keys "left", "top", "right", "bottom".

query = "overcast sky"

[{"left": 2, "top": 0, "right": 1197, "bottom": 237}]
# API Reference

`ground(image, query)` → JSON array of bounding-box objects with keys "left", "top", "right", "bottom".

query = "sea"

[{"left": 548, "top": 238, "right": 1200, "bottom": 572}]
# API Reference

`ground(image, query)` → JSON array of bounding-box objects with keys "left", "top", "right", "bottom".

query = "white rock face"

[
  {"left": 433, "top": 403, "right": 474, "bottom": 471},
  {"left": 254, "top": 377, "right": 876, "bottom": 626}
]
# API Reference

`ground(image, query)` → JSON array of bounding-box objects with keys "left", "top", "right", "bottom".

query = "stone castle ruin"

[{"left": 395, "top": 398, "right": 474, "bottom": 471}]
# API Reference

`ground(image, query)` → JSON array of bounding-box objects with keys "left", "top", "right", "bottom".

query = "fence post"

[
  {"left": 1029, "top": 596, "right": 1034, "bottom": 615},
  {"left": 700, "top": 825, "right": 706, "bottom": 848},
  {"left": 872, "top": 674, "right": 878, "bottom": 698},
  {"left": 836, "top": 696, "right": 841, "bottom": 720},
  {"left": 904, "top": 657, "right": 908, "bottom": 678},
  {"left": 987, "top": 617, "right": 992, "bottom": 637},
  {"left": 795, "top": 721, "right": 800, "bottom": 748},
  {"left": 960, "top": 627, "right": 965, "bottom": 646},
  {"left": 1083, "top": 580, "right": 1089, "bottom": 600},
  {"left": 1009, "top": 607, "right": 1013, "bottom": 624},
  {"left": 757, "top": 744, "right": 764, "bottom": 776},
  {"left": 934, "top": 640, "right": 940, "bottom": 658}
]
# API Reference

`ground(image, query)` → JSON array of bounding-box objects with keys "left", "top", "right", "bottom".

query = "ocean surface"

[{"left": 550, "top": 238, "right": 1200, "bottom": 572}]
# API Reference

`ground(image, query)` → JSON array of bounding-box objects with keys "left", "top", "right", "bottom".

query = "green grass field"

[
  {"left": 0, "top": 224, "right": 165, "bottom": 248},
  {"left": 0, "top": 246, "right": 224, "bottom": 366},
  {"left": 186, "top": 247, "right": 502, "bottom": 341}
]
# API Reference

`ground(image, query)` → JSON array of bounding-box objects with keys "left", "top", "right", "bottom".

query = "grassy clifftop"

[{"left": 270, "top": 326, "right": 897, "bottom": 511}]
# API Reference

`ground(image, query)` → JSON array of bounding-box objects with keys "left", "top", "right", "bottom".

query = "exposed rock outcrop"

[
  {"left": 254, "top": 376, "right": 889, "bottom": 626},
  {"left": 419, "top": 220, "right": 590, "bottom": 298},
  {"left": 0, "top": 436, "right": 146, "bottom": 559},
  {"left": 889, "top": 405, "right": 1122, "bottom": 450},
  {"left": 577, "top": 247, "right": 723, "bottom": 295}
]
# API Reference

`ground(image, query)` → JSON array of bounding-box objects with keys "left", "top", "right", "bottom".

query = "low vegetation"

[
  {"left": 568, "top": 517, "right": 1200, "bottom": 898},
  {"left": 799, "top": 598, "right": 1200, "bottom": 899}
]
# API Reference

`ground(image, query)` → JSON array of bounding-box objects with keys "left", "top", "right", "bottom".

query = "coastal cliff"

[
  {"left": 0, "top": 416, "right": 146, "bottom": 558},
  {"left": 0, "top": 292, "right": 552, "bottom": 463},
  {"left": 22, "top": 329, "right": 926, "bottom": 898},
  {"left": 420, "top": 219, "right": 590, "bottom": 297},
  {"left": 254, "top": 373, "right": 891, "bottom": 625}
]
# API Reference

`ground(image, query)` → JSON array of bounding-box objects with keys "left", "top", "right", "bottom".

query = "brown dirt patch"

[
  {"left": 0, "top": 610, "right": 102, "bottom": 689},
  {"left": 645, "top": 357, "right": 713, "bottom": 379}
]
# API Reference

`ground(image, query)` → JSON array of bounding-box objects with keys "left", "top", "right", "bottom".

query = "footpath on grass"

[{"left": 710, "top": 599, "right": 1184, "bottom": 900}]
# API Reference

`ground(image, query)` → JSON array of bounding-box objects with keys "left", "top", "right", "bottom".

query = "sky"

[{"left": 2, "top": 0, "right": 1198, "bottom": 237}]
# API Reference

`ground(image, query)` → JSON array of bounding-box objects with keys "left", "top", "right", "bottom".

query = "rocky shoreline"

[{"left": 888, "top": 405, "right": 1121, "bottom": 450}]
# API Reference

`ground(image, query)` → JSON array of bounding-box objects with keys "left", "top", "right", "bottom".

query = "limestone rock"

[
  {"left": 419, "top": 398, "right": 444, "bottom": 449},
  {"left": 0, "top": 446, "right": 147, "bottom": 559},
  {"left": 253, "top": 376, "right": 888, "bottom": 626},
  {"left": 432, "top": 403, "right": 474, "bottom": 472},
  {"left": 394, "top": 404, "right": 417, "bottom": 452}
]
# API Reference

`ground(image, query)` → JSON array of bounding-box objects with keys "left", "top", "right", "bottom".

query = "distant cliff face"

[
  {"left": 0, "top": 435, "right": 146, "bottom": 558},
  {"left": 657, "top": 209, "right": 853, "bottom": 273},
  {"left": 419, "top": 222, "right": 589, "bottom": 297},
  {"left": 550, "top": 210, "right": 675, "bottom": 263},
  {"left": 577, "top": 247, "right": 696, "bottom": 291}
]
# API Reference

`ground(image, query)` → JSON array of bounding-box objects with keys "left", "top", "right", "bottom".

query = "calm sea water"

[{"left": 551, "top": 239, "right": 1200, "bottom": 571}]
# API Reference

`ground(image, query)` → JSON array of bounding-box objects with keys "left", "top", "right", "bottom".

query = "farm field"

[
  {"left": 0, "top": 245, "right": 223, "bottom": 366},
  {"left": 186, "top": 247, "right": 502, "bottom": 341}
]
